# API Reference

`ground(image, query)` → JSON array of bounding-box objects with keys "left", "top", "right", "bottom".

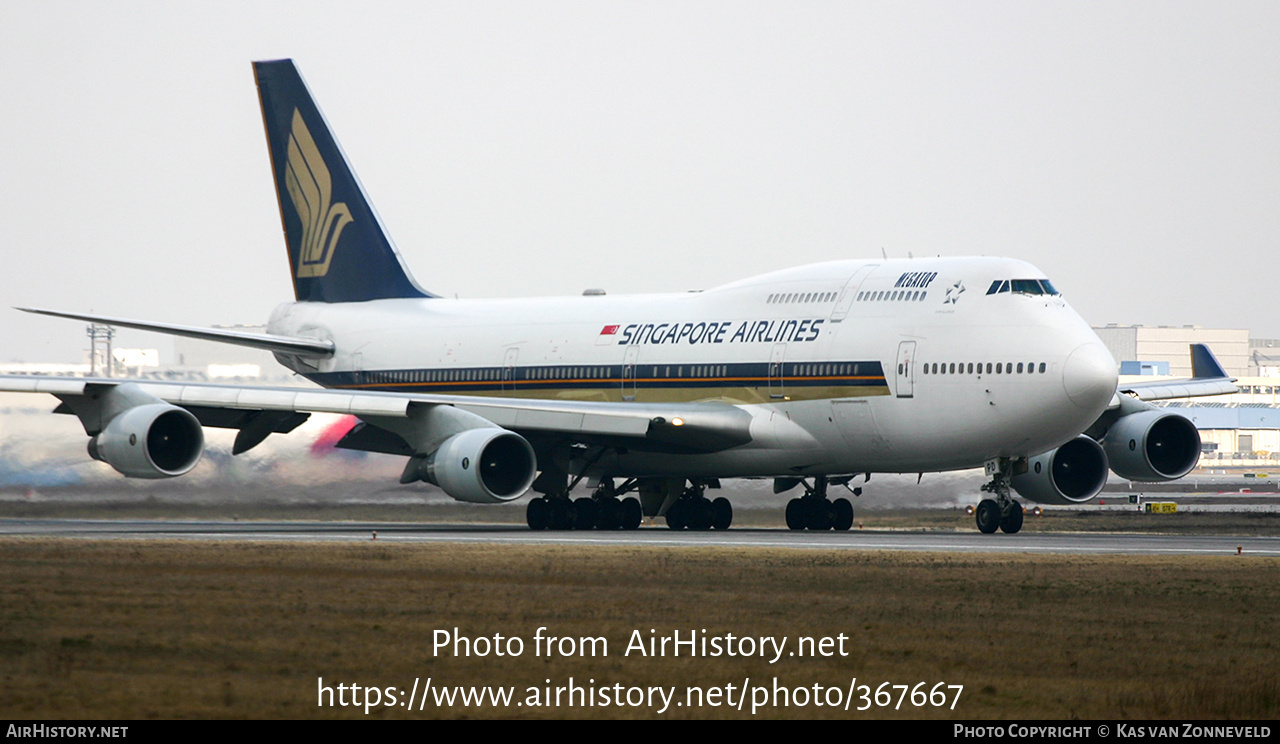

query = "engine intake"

[
  {"left": 1010, "top": 435, "right": 1109, "bottom": 505},
  {"left": 1104, "top": 410, "right": 1200, "bottom": 481},
  {"left": 88, "top": 403, "right": 204, "bottom": 478},
  {"left": 416, "top": 428, "right": 537, "bottom": 504}
]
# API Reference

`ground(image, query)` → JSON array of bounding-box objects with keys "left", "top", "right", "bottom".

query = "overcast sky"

[{"left": 2, "top": 1, "right": 1278, "bottom": 364}]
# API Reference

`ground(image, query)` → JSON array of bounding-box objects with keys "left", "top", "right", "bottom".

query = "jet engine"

[
  {"left": 413, "top": 428, "right": 537, "bottom": 504},
  {"left": 87, "top": 403, "right": 204, "bottom": 478},
  {"left": 1010, "top": 435, "right": 1109, "bottom": 505},
  {"left": 1103, "top": 409, "right": 1200, "bottom": 481}
]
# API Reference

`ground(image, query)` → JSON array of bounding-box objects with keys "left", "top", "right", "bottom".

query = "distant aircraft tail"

[
  {"left": 1190, "top": 343, "right": 1229, "bottom": 379},
  {"left": 253, "top": 59, "right": 433, "bottom": 303}
]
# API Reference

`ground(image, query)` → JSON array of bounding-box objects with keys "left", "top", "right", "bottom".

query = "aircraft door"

[
  {"left": 621, "top": 346, "right": 640, "bottom": 401},
  {"left": 501, "top": 347, "right": 519, "bottom": 395},
  {"left": 831, "top": 399, "right": 891, "bottom": 455},
  {"left": 895, "top": 341, "right": 916, "bottom": 399},
  {"left": 830, "top": 264, "right": 878, "bottom": 322},
  {"left": 768, "top": 343, "right": 787, "bottom": 399}
]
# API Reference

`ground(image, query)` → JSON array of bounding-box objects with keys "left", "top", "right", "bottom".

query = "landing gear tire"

[
  {"left": 806, "top": 499, "right": 834, "bottom": 531},
  {"left": 687, "top": 498, "right": 713, "bottom": 531},
  {"left": 595, "top": 497, "right": 621, "bottom": 530},
  {"left": 666, "top": 500, "right": 688, "bottom": 530},
  {"left": 975, "top": 499, "right": 1001, "bottom": 534},
  {"left": 572, "top": 497, "right": 598, "bottom": 530},
  {"left": 548, "top": 498, "right": 575, "bottom": 530},
  {"left": 832, "top": 498, "right": 854, "bottom": 531},
  {"left": 526, "top": 497, "right": 548, "bottom": 530},
  {"left": 1000, "top": 502, "right": 1024, "bottom": 534},
  {"left": 785, "top": 498, "right": 805, "bottom": 530},
  {"left": 620, "top": 497, "right": 642, "bottom": 530},
  {"left": 711, "top": 497, "right": 733, "bottom": 530}
]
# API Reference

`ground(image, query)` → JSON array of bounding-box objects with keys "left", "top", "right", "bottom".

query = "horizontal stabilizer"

[{"left": 17, "top": 307, "right": 334, "bottom": 357}]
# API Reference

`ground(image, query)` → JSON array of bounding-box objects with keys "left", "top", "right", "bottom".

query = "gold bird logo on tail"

[{"left": 285, "top": 108, "right": 352, "bottom": 278}]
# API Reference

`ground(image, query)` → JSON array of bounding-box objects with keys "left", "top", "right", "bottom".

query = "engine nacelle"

[
  {"left": 87, "top": 403, "right": 204, "bottom": 478},
  {"left": 1104, "top": 409, "right": 1200, "bottom": 482},
  {"left": 417, "top": 428, "right": 537, "bottom": 504},
  {"left": 1010, "top": 435, "right": 1109, "bottom": 505}
]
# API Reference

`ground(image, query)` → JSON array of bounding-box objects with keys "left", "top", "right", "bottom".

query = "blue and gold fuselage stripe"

[{"left": 307, "top": 360, "right": 888, "bottom": 400}]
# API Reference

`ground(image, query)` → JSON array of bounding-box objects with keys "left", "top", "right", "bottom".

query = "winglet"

[{"left": 1190, "top": 344, "right": 1229, "bottom": 379}]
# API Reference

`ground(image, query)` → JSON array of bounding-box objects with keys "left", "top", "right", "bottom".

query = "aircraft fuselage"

[{"left": 268, "top": 255, "right": 1118, "bottom": 479}]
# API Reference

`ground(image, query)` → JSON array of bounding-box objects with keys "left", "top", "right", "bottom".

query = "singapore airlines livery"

[{"left": 5, "top": 60, "right": 1238, "bottom": 534}]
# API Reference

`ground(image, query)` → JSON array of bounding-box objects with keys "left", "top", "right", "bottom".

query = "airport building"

[{"left": 1092, "top": 325, "right": 1251, "bottom": 377}]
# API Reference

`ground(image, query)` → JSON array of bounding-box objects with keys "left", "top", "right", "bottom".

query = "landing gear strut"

[
  {"left": 784, "top": 476, "right": 855, "bottom": 532},
  {"left": 585, "top": 479, "right": 643, "bottom": 531},
  {"left": 977, "top": 461, "right": 1024, "bottom": 534}
]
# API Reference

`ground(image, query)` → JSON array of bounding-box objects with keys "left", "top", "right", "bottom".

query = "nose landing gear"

[{"left": 976, "top": 462, "right": 1025, "bottom": 534}]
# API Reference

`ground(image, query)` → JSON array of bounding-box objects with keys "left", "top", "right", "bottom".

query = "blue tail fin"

[
  {"left": 253, "top": 59, "right": 433, "bottom": 302},
  {"left": 1190, "top": 344, "right": 1229, "bottom": 379}
]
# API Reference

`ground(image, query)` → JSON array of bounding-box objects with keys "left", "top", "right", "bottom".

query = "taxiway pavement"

[{"left": 2, "top": 518, "right": 1276, "bottom": 556}]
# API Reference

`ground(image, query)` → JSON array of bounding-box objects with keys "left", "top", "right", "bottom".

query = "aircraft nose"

[{"left": 1062, "top": 342, "right": 1118, "bottom": 411}]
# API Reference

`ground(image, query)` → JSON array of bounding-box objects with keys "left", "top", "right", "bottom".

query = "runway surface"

[{"left": 2, "top": 518, "right": 1277, "bottom": 556}]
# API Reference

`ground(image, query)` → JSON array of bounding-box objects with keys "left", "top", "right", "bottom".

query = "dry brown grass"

[{"left": 0, "top": 538, "right": 1277, "bottom": 719}]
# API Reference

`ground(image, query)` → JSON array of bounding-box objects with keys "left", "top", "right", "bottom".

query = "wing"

[
  {"left": 1108, "top": 343, "right": 1237, "bottom": 406},
  {"left": 0, "top": 375, "right": 754, "bottom": 457}
]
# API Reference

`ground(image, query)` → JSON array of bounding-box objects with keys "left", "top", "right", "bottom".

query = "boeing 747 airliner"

[{"left": 4, "top": 60, "right": 1237, "bottom": 533}]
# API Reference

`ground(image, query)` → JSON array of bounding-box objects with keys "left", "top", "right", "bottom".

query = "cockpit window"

[{"left": 987, "top": 279, "right": 1061, "bottom": 296}]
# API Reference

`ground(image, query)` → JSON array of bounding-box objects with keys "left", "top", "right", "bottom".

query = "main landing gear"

[
  {"left": 975, "top": 463, "right": 1024, "bottom": 534},
  {"left": 526, "top": 479, "right": 643, "bottom": 531},
  {"left": 784, "top": 476, "right": 855, "bottom": 532},
  {"left": 664, "top": 481, "right": 733, "bottom": 531}
]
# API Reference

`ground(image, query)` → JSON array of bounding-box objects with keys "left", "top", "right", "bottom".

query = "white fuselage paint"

[{"left": 266, "top": 257, "right": 1118, "bottom": 479}]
